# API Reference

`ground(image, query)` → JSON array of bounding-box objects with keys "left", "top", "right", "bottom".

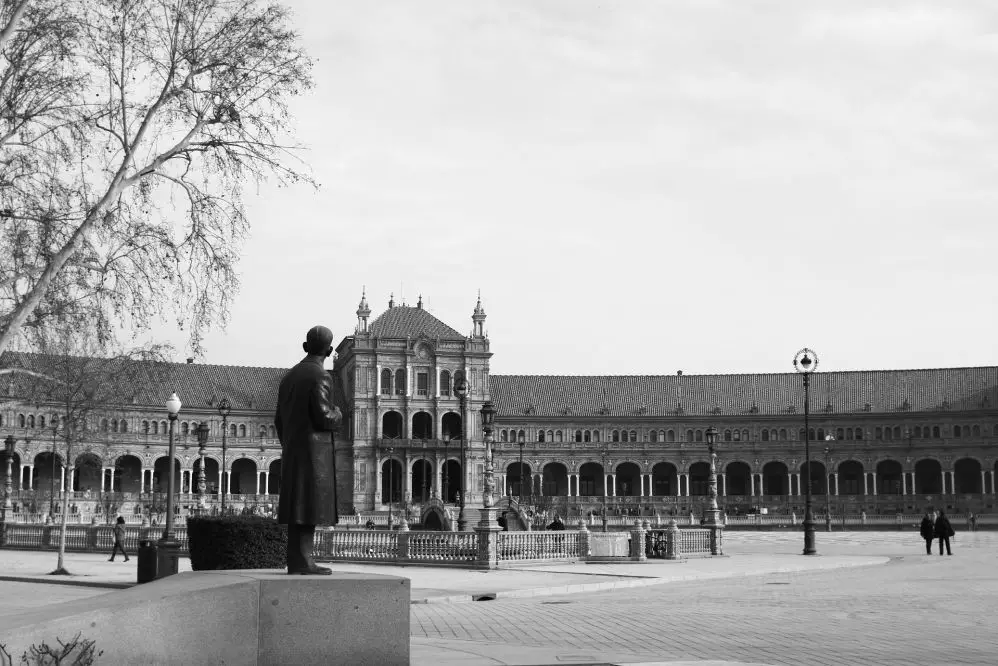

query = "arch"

[
  {"left": 394, "top": 368, "right": 406, "bottom": 395},
  {"left": 72, "top": 452, "right": 101, "bottom": 490},
  {"left": 837, "top": 460, "right": 864, "bottom": 495},
  {"left": 762, "top": 461, "right": 788, "bottom": 495},
  {"left": 382, "top": 411, "right": 403, "bottom": 439},
  {"left": 267, "top": 460, "right": 281, "bottom": 494},
  {"left": 725, "top": 461, "right": 751, "bottom": 495},
  {"left": 411, "top": 412, "right": 433, "bottom": 439},
  {"left": 651, "top": 462, "right": 677, "bottom": 496},
  {"left": 0, "top": 450, "right": 21, "bottom": 490},
  {"left": 441, "top": 413, "right": 462, "bottom": 440},
  {"left": 411, "top": 458, "right": 433, "bottom": 502},
  {"left": 614, "top": 462, "right": 641, "bottom": 497},
  {"left": 800, "top": 460, "right": 827, "bottom": 495},
  {"left": 914, "top": 458, "right": 942, "bottom": 494},
  {"left": 230, "top": 458, "right": 257, "bottom": 494},
  {"left": 506, "top": 462, "right": 531, "bottom": 499},
  {"left": 31, "top": 451, "right": 63, "bottom": 492},
  {"left": 876, "top": 459, "right": 902, "bottom": 496},
  {"left": 113, "top": 454, "right": 142, "bottom": 493},
  {"left": 381, "top": 458, "right": 403, "bottom": 504},
  {"left": 688, "top": 461, "right": 710, "bottom": 496},
  {"left": 442, "top": 459, "right": 462, "bottom": 503},
  {"left": 578, "top": 461, "right": 605, "bottom": 497},
  {"left": 542, "top": 462, "right": 569, "bottom": 496},
  {"left": 152, "top": 456, "right": 182, "bottom": 494},
  {"left": 954, "top": 458, "right": 982, "bottom": 494},
  {"left": 380, "top": 368, "right": 392, "bottom": 395}
]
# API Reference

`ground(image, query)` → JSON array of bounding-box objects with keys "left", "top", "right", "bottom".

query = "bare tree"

[
  {"left": 7, "top": 331, "right": 169, "bottom": 574},
  {"left": 0, "top": 0, "right": 315, "bottom": 355}
]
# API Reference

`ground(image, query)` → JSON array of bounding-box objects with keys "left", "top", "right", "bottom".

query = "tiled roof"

[
  {"left": 368, "top": 306, "right": 465, "bottom": 340},
  {"left": 488, "top": 368, "right": 998, "bottom": 418},
  {"left": 1, "top": 351, "right": 296, "bottom": 413}
]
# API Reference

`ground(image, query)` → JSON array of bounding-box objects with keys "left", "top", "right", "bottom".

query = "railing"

[
  {"left": 497, "top": 531, "right": 581, "bottom": 562},
  {"left": 0, "top": 523, "right": 189, "bottom": 554}
]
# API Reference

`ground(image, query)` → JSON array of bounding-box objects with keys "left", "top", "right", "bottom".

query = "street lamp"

[
  {"left": 442, "top": 434, "right": 449, "bottom": 503},
  {"left": 479, "top": 400, "right": 498, "bottom": 528},
  {"left": 49, "top": 424, "right": 58, "bottom": 518},
  {"left": 600, "top": 445, "right": 609, "bottom": 532},
  {"left": 158, "top": 392, "right": 182, "bottom": 578},
  {"left": 385, "top": 445, "right": 394, "bottom": 530},
  {"left": 703, "top": 427, "right": 721, "bottom": 527},
  {"left": 453, "top": 371, "right": 468, "bottom": 532},
  {"left": 3, "top": 435, "right": 14, "bottom": 537},
  {"left": 196, "top": 422, "right": 210, "bottom": 510},
  {"left": 517, "top": 431, "right": 526, "bottom": 506},
  {"left": 217, "top": 398, "right": 231, "bottom": 514},
  {"left": 823, "top": 436, "right": 833, "bottom": 531},
  {"left": 793, "top": 348, "right": 819, "bottom": 556}
]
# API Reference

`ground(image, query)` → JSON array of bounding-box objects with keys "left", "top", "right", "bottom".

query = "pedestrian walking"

[
  {"left": 934, "top": 509, "right": 954, "bottom": 556},
  {"left": 919, "top": 510, "right": 935, "bottom": 555},
  {"left": 108, "top": 516, "right": 129, "bottom": 562}
]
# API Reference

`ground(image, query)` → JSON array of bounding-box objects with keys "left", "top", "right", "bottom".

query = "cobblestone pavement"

[{"left": 412, "top": 532, "right": 998, "bottom": 666}]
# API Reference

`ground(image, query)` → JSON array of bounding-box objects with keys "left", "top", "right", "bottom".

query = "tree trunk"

[{"left": 53, "top": 444, "right": 71, "bottom": 574}]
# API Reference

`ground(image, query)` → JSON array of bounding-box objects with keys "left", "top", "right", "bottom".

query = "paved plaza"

[{"left": 0, "top": 530, "right": 993, "bottom": 665}]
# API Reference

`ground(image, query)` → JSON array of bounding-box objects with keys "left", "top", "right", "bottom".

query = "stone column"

[
  {"left": 901, "top": 472, "right": 907, "bottom": 495},
  {"left": 833, "top": 473, "right": 839, "bottom": 495},
  {"left": 871, "top": 473, "right": 877, "bottom": 496},
  {"left": 719, "top": 473, "right": 726, "bottom": 496},
  {"left": 67, "top": 468, "right": 75, "bottom": 493},
  {"left": 609, "top": 473, "right": 616, "bottom": 497},
  {"left": 99, "top": 468, "right": 106, "bottom": 492},
  {"left": 139, "top": 469, "right": 146, "bottom": 493},
  {"left": 787, "top": 473, "right": 794, "bottom": 496},
  {"left": 940, "top": 468, "right": 946, "bottom": 494},
  {"left": 375, "top": 457, "right": 383, "bottom": 504},
  {"left": 749, "top": 472, "right": 755, "bottom": 496},
  {"left": 60, "top": 466, "right": 65, "bottom": 492},
  {"left": 536, "top": 473, "right": 543, "bottom": 496},
  {"left": 262, "top": 470, "right": 269, "bottom": 494},
  {"left": 981, "top": 470, "right": 986, "bottom": 495}
]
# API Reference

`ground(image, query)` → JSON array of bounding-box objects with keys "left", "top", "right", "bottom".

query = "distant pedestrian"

[
  {"left": 968, "top": 511, "right": 977, "bottom": 532},
  {"left": 919, "top": 511, "right": 935, "bottom": 555},
  {"left": 547, "top": 514, "right": 565, "bottom": 531},
  {"left": 935, "top": 510, "right": 954, "bottom": 556},
  {"left": 108, "top": 516, "right": 129, "bottom": 562}
]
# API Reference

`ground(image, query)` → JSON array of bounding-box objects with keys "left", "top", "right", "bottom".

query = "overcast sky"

[{"left": 157, "top": 0, "right": 998, "bottom": 375}]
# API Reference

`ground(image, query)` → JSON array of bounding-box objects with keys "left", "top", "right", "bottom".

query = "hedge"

[{"left": 186, "top": 516, "right": 286, "bottom": 571}]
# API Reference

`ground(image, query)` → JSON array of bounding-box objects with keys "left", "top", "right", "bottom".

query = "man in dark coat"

[
  {"left": 934, "top": 509, "right": 955, "bottom": 556},
  {"left": 276, "top": 325, "right": 343, "bottom": 575},
  {"left": 919, "top": 510, "right": 935, "bottom": 555}
]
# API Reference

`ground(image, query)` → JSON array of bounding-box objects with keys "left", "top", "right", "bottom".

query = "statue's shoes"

[{"left": 289, "top": 565, "right": 332, "bottom": 575}]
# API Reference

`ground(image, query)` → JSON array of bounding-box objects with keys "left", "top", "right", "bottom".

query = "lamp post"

[
  {"left": 453, "top": 372, "right": 468, "bottom": 532},
  {"left": 703, "top": 427, "right": 721, "bottom": 527},
  {"left": 793, "top": 348, "right": 819, "bottom": 556},
  {"left": 600, "top": 445, "right": 609, "bottom": 532},
  {"left": 217, "top": 398, "right": 231, "bottom": 514},
  {"left": 385, "top": 445, "right": 394, "bottom": 530},
  {"left": 3, "top": 435, "right": 14, "bottom": 539},
  {"left": 442, "top": 434, "right": 449, "bottom": 503},
  {"left": 49, "top": 425, "right": 57, "bottom": 518},
  {"left": 824, "top": 436, "right": 834, "bottom": 531},
  {"left": 196, "top": 422, "right": 210, "bottom": 512},
  {"left": 157, "top": 392, "right": 182, "bottom": 578},
  {"left": 517, "top": 431, "right": 526, "bottom": 506},
  {"left": 479, "top": 400, "right": 498, "bottom": 528}
]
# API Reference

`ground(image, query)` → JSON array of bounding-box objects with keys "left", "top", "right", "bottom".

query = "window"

[
  {"left": 417, "top": 372, "right": 428, "bottom": 396},
  {"left": 954, "top": 425, "right": 961, "bottom": 438},
  {"left": 657, "top": 430, "right": 665, "bottom": 442},
  {"left": 381, "top": 369, "right": 392, "bottom": 395},
  {"left": 612, "top": 430, "right": 620, "bottom": 442},
  {"left": 845, "top": 428, "right": 853, "bottom": 440},
  {"left": 238, "top": 424, "right": 246, "bottom": 437},
  {"left": 269, "top": 425, "right": 275, "bottom": 438},
  {"left": 779, "top": 428, "right": 787, "bottom": 440},
  {"left": 575, "top": 430, "right": 583, "bottom": 442},
  {"left": 500, "top": 430, "right": 508, "bottom": 442},
  {"left": 394, "top": 369, "right": 406, "bottom": 395},
  {"left": 181, "top": 422, "right": 189, "bottom": 436},
  {"left": 584, "top": 431, "right": 591, "bottom": 442},
  {"left": 38, "top": 415, "right": 45, "bottom": 429},
  {"left": 972, "top": 425, "right": 980, "bottom": 437},
  {"left": 798, "top": 429, "right": 806, "bottom": 441},
  {"left": 724, "top": 429, "right": 732, "bottom": 441},
  {"left": 27, "top": 415, "right": 34, "bottom": 429},
  {"left": 836, "top": 428, "right": 844, "bottom": 440},
  {"left": 808, "top": 428, "right": 816, "bottom": 440},
  {"left": 875, "top": 427, "right": 883, "bottom": 439},
  {"left": 259, "top": 425, "right": 267, "bottom": 438},
  {"left": 440, "top": 370, "right": 451, "bottom": 396},
  {"left": 547, "top": 430, "right": 553, "bottom": 441},
  {"left": 538, "top": 430, "right": 545, "bottom": 442},
  {"left": 629, "top": 430, "right": 637, "bottom": 442},
  {"left": 121, "top": 420, "right": 128, "bottom": 433},
  {"left": 111, "top": 419, "right": 118, "bottom": 433},
  {"left": 230, "top": 423, "right": 237, "bottom": 437},
  {"left": 593, "top": 431, "right": 600, "bottom": 442},
  {"left": 742, "top": 429, "right": 749, "bottom": 441},
  {"left": 761, "top": 430, "right": 769, "bottom": 442},
  {"left": 733, "top": 430, "right": 741, "bottom": 441},
  {"left": 518, "top": 429, "right": 525, "bottom": 441},
  {"left": 892, "top": 426, "right": 901, "bottom": 439},
  {"left": 914, "top": 426, "right": 922, "bottom": 438},
  {"left": 555, "top": 430, "right": 563, "bottom": 442},
  {"left": 694, "top": 430, "right": 703, "bottom": 442},
  {"left": 152, "top": 421, "right": 159, "bottom": 434},
  {"left": 855, "top": 428, "right": 863, "bottom": 440},
  {"left": 667, "top": 430, "right": 675, "bottom": 442},
  {"left": 18, "top": 414, "right": 25, "bottom": 428},
  {"left": 686, "top": 430, "right": 694, "bottom": 442},
  {"left": 817, "top": 428, "right": 825, "bottom": 440}
]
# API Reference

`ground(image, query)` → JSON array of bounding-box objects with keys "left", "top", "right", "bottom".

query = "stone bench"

[{"left": 0, "top": 570, "right": 409, "bottom": 665}]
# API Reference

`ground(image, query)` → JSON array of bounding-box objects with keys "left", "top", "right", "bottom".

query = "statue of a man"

[{"left": 276, "top": 325, "right": 343, "bottom": 575}]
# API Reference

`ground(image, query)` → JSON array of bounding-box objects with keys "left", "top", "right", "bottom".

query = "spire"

[
  {"left": 472, "top": 289, "right": 486, "bottom": 337},
  {"left": 388, "top": 292, "right": 395, "bottom": 309},
  {"left": 417, "top": 294, "right": 423, "bottom": 309},
  {"left": 355, "top": 286, "right": 372, "bottom": 334}
]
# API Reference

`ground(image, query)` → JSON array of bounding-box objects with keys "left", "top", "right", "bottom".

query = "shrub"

[
  {"left": 1, "top": 632, "right": 102, "bottom": 665},
  {"left": 186, "top": 516, "right": 286, "bottom": 570}
]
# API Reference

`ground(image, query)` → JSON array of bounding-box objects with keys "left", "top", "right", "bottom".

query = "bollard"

[
  {"left": 577, "top": 520, "right": 590, "bottom": 559},
  {"left": 630, "top": 520, "right": 646, "bottom": 561},
  {"left": 665, "top": 519, "right": 681, "bottom": 560}
]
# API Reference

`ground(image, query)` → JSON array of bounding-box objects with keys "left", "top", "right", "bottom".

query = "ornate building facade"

[{"left": 1, "top": 293, "right": 996, "bottom": 521}]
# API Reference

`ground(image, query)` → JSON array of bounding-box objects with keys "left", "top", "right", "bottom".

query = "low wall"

[{"left": 0, "top": 570, "right": 409, "bottom": 665}]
